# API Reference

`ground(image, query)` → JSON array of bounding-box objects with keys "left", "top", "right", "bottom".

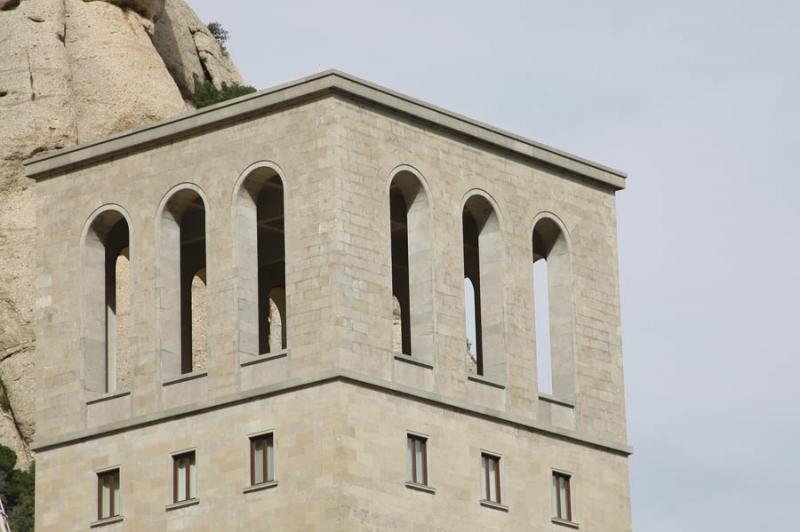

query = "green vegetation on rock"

[
  {"left": 190, "top": 74, "right": 256, "bottom": 108},
  {"left": 207, "top": 21, "right": 230, "bottom": 50},
  {"left": 0, "top": 444, "right": 34, "bottom": 532}
]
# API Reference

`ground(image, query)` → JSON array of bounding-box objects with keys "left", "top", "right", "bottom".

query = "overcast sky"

[{"left": 189, "top": 1, "right": 799, "bottom": 529}]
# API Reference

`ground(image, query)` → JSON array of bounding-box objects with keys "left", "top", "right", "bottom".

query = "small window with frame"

[
  {"left": 97, "top": 468, "right": 121, "bottom": 520},
  {"left": 552, "top": 471, "right": 573, "bottom": 522},
  {"left": 250, "top": 433, "right": 275, "bottom": 486},
  {"left": 173, "top": 451, "right": 197, "bottom": 503},
  {"left": 406, "top": 434, "right": 428, "bottom": 485},
  {"left": 480, "top": 453, "right": 501, "bottom": 504}
]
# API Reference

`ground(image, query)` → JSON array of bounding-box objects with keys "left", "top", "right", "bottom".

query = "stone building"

[{"left": 26, "top": 71, "right": 632, "bottom": 531}]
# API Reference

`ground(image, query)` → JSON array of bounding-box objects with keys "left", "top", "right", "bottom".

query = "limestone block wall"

[
  {"left": 35, "top": 381, "right": 631, "bottom": 531},
  {"left": 33, "top": 94, "right": 627, "bottom": 450},
  {"left": 34, "top": 98, "right": 344, "bottom": 436},
  {"left": 332, "top": 97, "right": 627, "bottom": 445}
]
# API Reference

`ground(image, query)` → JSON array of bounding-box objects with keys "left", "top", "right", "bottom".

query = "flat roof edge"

[{"left": 23, "top": 69, "right": 627, "bottom": 189}]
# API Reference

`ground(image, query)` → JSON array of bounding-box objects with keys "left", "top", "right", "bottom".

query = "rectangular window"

[
  {"left": 406, "top": 434, "right": 428, "bottom": 485},
  {"left": 480, "top": 453, "right": 501, "bottom": 503},
  {"left": 173, "top": 452, "right": 197, "bottom": 503},
  {"left": 250, "top": 434, "right": 275, "bottom": 486},
  {"left": 552, "top": 472, "right": 573, "bottom": 521},
  {"left": 97, "top": 469, "right": 120, "bottom": 520}
]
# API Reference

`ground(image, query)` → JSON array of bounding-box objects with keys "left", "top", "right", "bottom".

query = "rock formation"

[{"left": 0, "top": 0, "right": 244, "bottom": 467}]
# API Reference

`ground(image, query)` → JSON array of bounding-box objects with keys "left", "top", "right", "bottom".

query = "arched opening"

[
  {"left": 462, "top": 195, "right": 505, "bottom": 380},
  {"left": 235, "top": 166, "right": 286, "bottom": 357},
  {"left": 83, "top": 210, "right": 130, "bottom": 394},
  {"left": 532, "top": 217, "right": 574, "bottom": 399},
  {"left": 159, "top": 189, "right": 207, "bottom": 377},
  {"left": 389, "top": 170, "right": 434, "bottom": 362}
]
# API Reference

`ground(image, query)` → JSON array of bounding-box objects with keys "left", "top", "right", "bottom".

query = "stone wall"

[
  {"left": 0, "top": 0, "right": 243, "bottom": 466},
  {"left": 35, "top": 381, "right": 631, "bottom": 531}
]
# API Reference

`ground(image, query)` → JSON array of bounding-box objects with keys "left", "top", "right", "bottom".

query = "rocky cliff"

[{"left": 0, "top": 0, "right": 243, "bottom": 466}]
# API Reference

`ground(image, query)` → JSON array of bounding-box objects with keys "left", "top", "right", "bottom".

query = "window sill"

[
  {"left": 163, "top": 371, "right": 208, "bottom": 387},
  {"left": 242, "top": 480, "right": 279, "bottom": 493},
  {"left": 552, "top": 517, "right": 580, "bottom": 529},
  {"left": 467, "top": 374, "right": 506, "bottom": 390},
  {"left": 404, "top": 481, "right": 436, "bottom": 494},
  {"left": 394, "top": 353, "right": 434, "bottom": 370},
  {"left": 241, "top": 350, "right": 289, "bottom": 368},
  {"left": 86, "top": 390, "right": 131, "bottom": 406},
  {"left": 90, "top": 516, "right": 124, "bottom": 528},
  {"left": 479, "top": 500, "right": 509, "bottom": 512},
  {"left": 539, "top": 394, "right": 575, "bottom": 408},
  {"left": 165, "top": 498, "right": 199, "bottom": 511}
]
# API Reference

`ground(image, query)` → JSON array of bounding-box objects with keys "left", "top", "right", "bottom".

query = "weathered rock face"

[
  {"left": 66, "top": 0, "right": 186, "bottom": 140},
  {"left": 0, "top": 0, "right": 244, "bottom": 467},
  {"left": 153, "top": 0, "right": 243, "bottom": 98},
  {"left": 85, "top": 0, "right": 164, "bottom": 19}
]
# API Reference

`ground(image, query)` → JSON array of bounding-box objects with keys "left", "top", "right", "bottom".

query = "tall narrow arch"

[
  {"left": 158, "top": 187, "right": 208, "bottom": 378},
  {"left": 389, "top": 168, "right": 434, "bottom": 363},
  {"left": 82, "top": 207, "right": 131, "bottom": 395},
  {"left": 462, "top": 193, "right": 505, "bottom": 381},
  {"left": 234, "top": 164, "right": 287, "bottom": 357},
  {"left": 532, "top": 215, "right": 575, "bottom": 400}
]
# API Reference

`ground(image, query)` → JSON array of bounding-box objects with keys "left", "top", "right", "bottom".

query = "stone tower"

[{"left": 27, "top": 71, "right": 632, "bottom": 531}]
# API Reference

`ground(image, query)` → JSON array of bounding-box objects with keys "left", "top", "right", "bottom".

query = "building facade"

[{"left": 27, "top": 71, "right": 632, "bottom": 531}]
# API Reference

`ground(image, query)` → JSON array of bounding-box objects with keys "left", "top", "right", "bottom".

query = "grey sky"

[{"left": 189, "top": 1, "right": 800, "bottom": 529}]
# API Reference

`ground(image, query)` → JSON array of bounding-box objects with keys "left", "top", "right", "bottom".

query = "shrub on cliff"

[
  {"left": 0, "top": 444, "right": 34, "bottom": 532},
  {"left": 191, "top": 74, "right": 257, "bottom": 108}
]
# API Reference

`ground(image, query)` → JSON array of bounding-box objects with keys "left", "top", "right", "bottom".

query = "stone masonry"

[
  {"left": 27, "top": 71, "right": 632, "bottom": 531},
  {"left": 0, "top": 0, "right": 243, "bottom": 465}
]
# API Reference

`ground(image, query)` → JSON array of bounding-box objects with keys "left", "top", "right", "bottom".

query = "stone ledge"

[
  {"left": 552, "top": 517, "right": 580, "bottom": 529},
  {"left": 32, "top": 370, "right": 633, "bottom": 456},
  {"left": 539, "top": 394, "right": 575, "bottom": 409},
  {"left": 404, "top": 481, "right": 436, "bottom": 494},
  {"left": 240, "top": 350, "right": 289, "bottom": 368},
  {"left": 162, "top": 371, "right": 208, "bottom": 387},
  {"left": 467, "top": 374, "right": 506, "bottom": 390},
  {"left": 480, "top": 500, "right": 509, "bottom": 512},
  {"left": 393, "top": 353, "right": 434, "bottom": 370},
  {"left": 165, "top": 499, "right": 199, "bottom": 512},
  {"left": 89, "top": 516, "right": 124, "bottom": 528},
  {"left": 242, "top": 480, "right": 279, "bottom": 494},
  {"left": 86, "top": 390, "right": 131, "bottom": 406}
]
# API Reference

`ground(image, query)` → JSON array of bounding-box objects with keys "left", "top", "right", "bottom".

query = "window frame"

[
  {"left": 480, "top": 452, "right": 502, "bottom": 504},
  {"left": 172, "top": 450, "right": 197, "bottom": 503},
  {"left": 552, "top": 471, "right": 573, "bottom": 522},
  {"left": 96, "top": 467, "right": 121, "bottom": 521},
  {"left": 406, "top": 433, "right": 429, "bottom": 486},
  {"left": 249, "top": 432, "right": 275, "bottom": 486}
]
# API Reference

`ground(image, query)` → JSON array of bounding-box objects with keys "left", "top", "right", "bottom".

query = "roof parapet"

[{"left": 23, "top": 70, "right": 627, "bottom": 189}]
